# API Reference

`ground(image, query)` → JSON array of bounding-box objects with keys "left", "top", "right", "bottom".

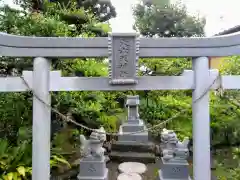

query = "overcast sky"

[{"left": 3, "top": 0, "right": 240, "bottom": 36}]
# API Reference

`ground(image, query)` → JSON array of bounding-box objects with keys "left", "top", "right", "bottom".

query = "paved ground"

[{"left": 54, "top": 158, "right": 217, "bottom": 180}]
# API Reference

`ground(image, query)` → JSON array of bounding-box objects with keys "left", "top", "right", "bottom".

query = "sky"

[{"left": 3, "top": 0, "right": 240, "bottom": 36}]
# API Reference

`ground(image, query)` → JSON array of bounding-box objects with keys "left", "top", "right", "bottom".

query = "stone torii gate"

[{"left": 0, "top": 32, "right": 240, "bottom": 180}]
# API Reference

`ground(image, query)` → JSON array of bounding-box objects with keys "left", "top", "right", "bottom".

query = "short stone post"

[
  {"left": 118, "top": 95, "right": 148, "bottom": 143},
  {"left": 78, "top": 131, "right": 108, "bottom": 180},
  {"left": 158, "top": 129, "right": 191, "bottom": 180}
]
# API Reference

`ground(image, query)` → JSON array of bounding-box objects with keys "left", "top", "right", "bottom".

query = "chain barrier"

[{"left": 19, "top": 72, "right": 220, "bottom": 136}]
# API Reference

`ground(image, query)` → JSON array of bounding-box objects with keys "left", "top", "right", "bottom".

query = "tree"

[
  {"left": 0, "top": 2, "right": 123, "bottom": 178},
  {"left": 0, "top": 0, "right": 123, "bottom": 131},
  {"left": 133, "top": 1, "right": 205, "bottom": 139},
  {"left": 15, "top": 0, "right": 116, "bottom": 23},
  {"left": 133, "top": 0, "right": 206, "bottom": 37},
  {"left": 13, "top": 0, "right": 116, "bottom": 36}
]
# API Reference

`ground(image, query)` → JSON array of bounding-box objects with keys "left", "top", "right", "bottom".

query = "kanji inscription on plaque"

[{"left": 108, "top": 33, "right": 139, "bottom": 85}]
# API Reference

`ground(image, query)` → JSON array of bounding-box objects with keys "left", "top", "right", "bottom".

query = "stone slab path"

[
  {"left": 107, "top": 161, "right": 159, "bottom": 180},
  {"left": 117, "top": 173, "right": 142, "bottom": 180},
  {"left": 118, "top": 162, "right": 147, "bottom": 174}
]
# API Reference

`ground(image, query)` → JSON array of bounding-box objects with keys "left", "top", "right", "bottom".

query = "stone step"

[
  {"left": 109, "top": 151, "right": 156, "bottom": 163},
  {"left": 111, "top": 141, "right": 155, "bottom": 153}
]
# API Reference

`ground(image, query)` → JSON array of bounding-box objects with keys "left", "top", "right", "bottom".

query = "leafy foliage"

[
  {"left": 133, "top": 0, "right": 205, "bottom": 37},
  {"left": 15, "top": 0, "right": 116, "bottom": 32},
  {"left": 0, "top": 0, "right": 119, "bottom": 178},
  {"left": 0, "top": 0, "right": 240, "bottom": 179}
]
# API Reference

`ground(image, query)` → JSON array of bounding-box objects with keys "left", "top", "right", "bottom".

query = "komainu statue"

[
  {"left": 161, "top": 128, "right": 190, "bottom": 161},
  {"left": 80, "top": 134, "right": 90, "bottom": 157},
  {"left": 161, "top": 128, "right": 178, "bottom": 149},
  {"left": 173, "top": 137, "right": 190, "bottom": 160},
  {"left": 79, "top": 128, "right": 106, "bottom": 159},
  {"left": 97, "top": 126, "right": 107, "bottom": 143}
]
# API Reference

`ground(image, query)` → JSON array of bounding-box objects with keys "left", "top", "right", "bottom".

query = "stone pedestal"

[
  {"left": 158, "top": 158, "right": 191, "bottom": 180},
  {"left": 78, "top": 156, "right": 108, "bottom": 180},
  {"left": 118, "top": 122, "right": 148, "bottom": 142}
]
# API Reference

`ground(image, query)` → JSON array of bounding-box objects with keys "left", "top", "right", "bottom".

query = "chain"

[{"left": 20, "top": 73, "right": 219, "bottom": 136}]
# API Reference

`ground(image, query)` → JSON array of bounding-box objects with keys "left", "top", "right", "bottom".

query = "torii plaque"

[{"left": 108, "top": 33, "right": 139, "bottom": 85}]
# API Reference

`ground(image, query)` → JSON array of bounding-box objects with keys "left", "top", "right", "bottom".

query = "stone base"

[
  {"left": 118, "top": 119, "right": 149, "bottom": 143},
  {"left": 127, "top": 119, "right": 144, "bottom": 124},
  {"left": 121, "top": 123, "right": 145, "bottom": 132},
  {"left": 159, "top": 158, "right": 191, "bottom": 179},
  {"left": 78, "top": 169, "right": 108, "bottom": 180},
  {"left": 118, "top": 132, "right": 148, "bottom": 142},
  {"left": 157, "top": 170, "right": 191, "bottom": 180},
  {"left": 78, "top": 158, "right": 108, "bottom": 179}
]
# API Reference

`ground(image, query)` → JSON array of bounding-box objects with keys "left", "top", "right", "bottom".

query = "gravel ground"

[{"left": 107, "top": 161, "right": 160, "bottom": 180}]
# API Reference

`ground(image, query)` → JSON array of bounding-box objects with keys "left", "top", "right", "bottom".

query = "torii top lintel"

[{"left": 1, "top": 32, "right": 240, "bottom": 57}]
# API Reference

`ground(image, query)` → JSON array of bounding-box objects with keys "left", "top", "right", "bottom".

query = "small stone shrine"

[
  {"left": 118, "top": 95, "right": 148, "bottom": 142},
  {"left": 110, "top": 95, "right": 155, "bottom": 163},
  {"left": 158, "top": 128, "right": 191, "bottom": 180},
  {"left": 78, "top": 129, "right": 108, "bottom": 180}
]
